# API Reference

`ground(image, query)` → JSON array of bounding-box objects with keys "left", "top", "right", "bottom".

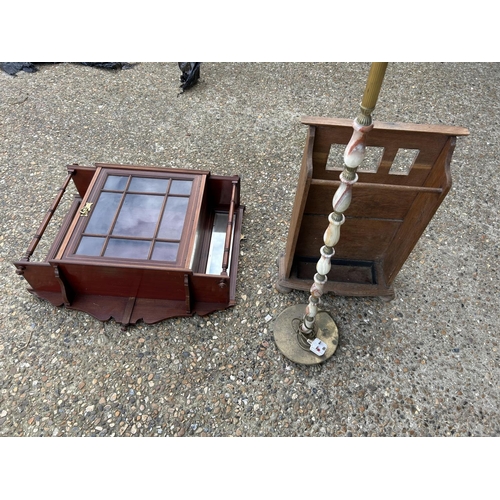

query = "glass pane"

[
  {"left": 75, "top": 236, "right": 105, "bottom": 256},
  {"left": 151, "top": 241, "right": 179, "bottom": 261},
  {"left": 170, "top": 180, "right": 192, "bottom": 195},
  {"left": 129, "top": 177, "right": 170, "bottom": 193},
  {"left": 158, "top": 196, "right": 189, "bottom": 240},
  {"left": 113, "top": 194, "right": 163, "bottom": 238},
  {"left": 104, "top": 175, "right": 128, "bottom": 191},
  {"left": 104, "top": 239, "right": 151, "bottom": 259},
  {"left": 85, "top": 192, "right": 122, "bottom": 234}
]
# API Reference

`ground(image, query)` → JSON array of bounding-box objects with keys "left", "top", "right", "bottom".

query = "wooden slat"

[
  {"left": 304, "top": 182, "right": 419, "bottom": 220},
  {"left": 95, "top": 162, "right": 211, "bottom": 176},
  {"left": 310, "top": 178, "right": 442, "bottom": 193},
  {"left": 301, "top": 116, "right": 470, "bottom": 136},
  {"left": 221, "top": 182, "right": 237, "bottom": 275},
  {"left": 21, "top": 172, "right": 74, "bottom": 262},
  {"left": 295, "top": 215, "right": 401, "bottom": 261}
]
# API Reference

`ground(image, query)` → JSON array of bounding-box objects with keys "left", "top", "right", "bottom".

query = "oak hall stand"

[{"left": 276, "top": 116, "right": 469, "bottom": 300}]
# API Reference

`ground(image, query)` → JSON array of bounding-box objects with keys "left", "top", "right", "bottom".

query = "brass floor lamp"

[{"left": 274, "top": 63, "right": 388, "bottom": 365}]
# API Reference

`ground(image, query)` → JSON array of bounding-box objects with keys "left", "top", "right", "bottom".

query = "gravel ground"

[{"left": 0, "top": 62, "right": 499, "bottom": 439}]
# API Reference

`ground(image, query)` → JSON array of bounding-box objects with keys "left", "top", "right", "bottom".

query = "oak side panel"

[
  {"left": 382, "top": 137, "right": 455, "bottom": 284},
  {"left": 282, "top": 126, "right": 315, "bottom": 277}
]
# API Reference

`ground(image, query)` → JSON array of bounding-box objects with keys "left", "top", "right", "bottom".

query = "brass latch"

[{"left": 80, "top": 202, "right": 93, "bottom": 216}]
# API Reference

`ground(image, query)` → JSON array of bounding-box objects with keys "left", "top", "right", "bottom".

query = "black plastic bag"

[
  {"left": 80, "top": 62, "right": 130, "bottom": 70},
  {"left": 178, "top": 62, "right": 201, "bottom": 94},
  {"left": 1, "top": 62, "right": 131, "bottom": 76},
  {"left": 0, "top": 62, "right": 38, "bottom": 76}
]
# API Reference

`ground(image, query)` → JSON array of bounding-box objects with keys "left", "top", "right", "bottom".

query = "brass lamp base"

[{"left": 273, "top": 304, "right": 339, "bottom": 365}]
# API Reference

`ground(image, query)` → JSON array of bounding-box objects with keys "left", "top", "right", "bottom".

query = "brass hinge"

[{"left": 80, "top": 202, "right": 93, "bottom": 216}]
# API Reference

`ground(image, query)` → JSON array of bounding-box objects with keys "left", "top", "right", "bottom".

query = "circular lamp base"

[{"left": 273, "top": 304, "right": 339, "bottom": 365}]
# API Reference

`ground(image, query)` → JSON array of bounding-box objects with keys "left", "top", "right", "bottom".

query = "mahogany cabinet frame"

[{"left": 14, "top": 163, "right": 244, "bottom": 326}]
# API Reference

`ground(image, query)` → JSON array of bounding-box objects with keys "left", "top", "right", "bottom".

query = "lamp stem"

[{"left": 299, "top": 63, "right": 388, "bottom": 338}]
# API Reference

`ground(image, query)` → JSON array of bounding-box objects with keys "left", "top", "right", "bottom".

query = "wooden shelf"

[{"left": 15, "top": 163, "right": 244, "bottom": 326}]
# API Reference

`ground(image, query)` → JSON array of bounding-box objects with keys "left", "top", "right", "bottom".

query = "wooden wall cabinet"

[
  {"left": 15, "top": 163, "right": 244, "bottom": 326},
  {"left": 276, "top": 117, "right": 469, "bottom": 300}
]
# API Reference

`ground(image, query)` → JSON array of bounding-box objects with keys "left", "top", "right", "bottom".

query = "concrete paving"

[{"left": 0, "top": 62, "right": 498, "bottom": 440}]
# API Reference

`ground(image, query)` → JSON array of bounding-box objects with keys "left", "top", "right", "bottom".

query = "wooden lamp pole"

[{"left": 274, "top": 63, "right": 388, "bottom": 365}]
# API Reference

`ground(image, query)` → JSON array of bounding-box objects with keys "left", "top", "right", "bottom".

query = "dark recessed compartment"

[{"left": 14, "top": 163, "right": 244, "bottom": 326}]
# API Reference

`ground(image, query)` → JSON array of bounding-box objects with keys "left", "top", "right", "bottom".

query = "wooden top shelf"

[{"left": 301, "top": 116, "right": 470, "bottom": 137}]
